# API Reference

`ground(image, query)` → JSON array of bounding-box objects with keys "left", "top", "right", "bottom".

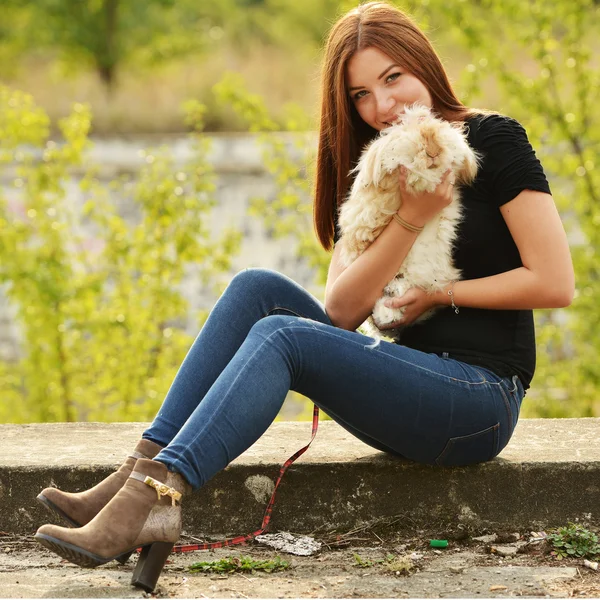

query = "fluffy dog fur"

[{"left": 338, "top": 104, "right": 479, "bottom": 340}]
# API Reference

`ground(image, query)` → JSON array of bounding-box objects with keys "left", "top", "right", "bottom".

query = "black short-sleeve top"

[{"left": 334, "top": 113, "right": 552, "bottom": 389}]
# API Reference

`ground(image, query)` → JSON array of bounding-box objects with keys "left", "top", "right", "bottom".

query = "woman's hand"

[
  {"left": 377, "top": 287, "right": 439, "bottom": 329},
  {"left": 397, "top": 167, "right": 455, "bottom": 227}
]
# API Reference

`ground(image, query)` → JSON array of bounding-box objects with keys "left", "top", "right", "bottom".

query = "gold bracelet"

[{"left": 392, "top": 212, "right": 424, "bottom": 233}]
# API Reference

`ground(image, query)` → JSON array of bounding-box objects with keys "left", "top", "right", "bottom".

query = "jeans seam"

[
  {"left": 380, "top": 350, "right": 490, "bottom": 386},
  {"left": 498, "top": 383, "right": 514, "bottom": 434},
  {"left": 262, "top": 324, "right": 498, "bottom": 387}
]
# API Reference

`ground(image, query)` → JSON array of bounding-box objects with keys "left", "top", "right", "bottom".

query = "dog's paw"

[
  {"left": 362, "top": 318, "right": 399, "bottom": 342},
  {"left": 372, "top": 299, "right": 405, "bottom": 328}
]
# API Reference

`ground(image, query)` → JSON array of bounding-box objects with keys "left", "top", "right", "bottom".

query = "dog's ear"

[
  {"left": 457, "top": 149, "right": 479, "bottom": 184},
  {"left": 365, "top": 145, "right": 382, "bottom": 186},
  {"left": 352, "top": 148, "right": 375, "bottom": 189}
]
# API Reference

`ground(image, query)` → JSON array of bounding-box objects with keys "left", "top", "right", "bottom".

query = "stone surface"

[
  {"left": 0, "top": 540, "right": 588, "bottom": 599},
  {"left": 492, "top": 546, "right": 519, "bottom": 557},
  {"left": 1, "top": 419, "right": 600, "bottom": 535}
]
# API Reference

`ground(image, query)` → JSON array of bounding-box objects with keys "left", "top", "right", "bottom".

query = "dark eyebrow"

[{"left": 348, "top": 64, "right": 399, "bottom": 91}]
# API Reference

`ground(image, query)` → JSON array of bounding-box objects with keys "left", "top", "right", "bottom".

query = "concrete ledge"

[{"left": 2, "top": 419, "right": 599, "bottom": 536}]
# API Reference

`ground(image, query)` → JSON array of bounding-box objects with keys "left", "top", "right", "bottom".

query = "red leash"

[{"left": 171, "top": 405, "right": 320, "bottom": 553}]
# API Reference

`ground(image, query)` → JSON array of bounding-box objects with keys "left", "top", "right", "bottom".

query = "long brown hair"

[{"left": 314, "top": 1, "right": 479, "bottom": 251}]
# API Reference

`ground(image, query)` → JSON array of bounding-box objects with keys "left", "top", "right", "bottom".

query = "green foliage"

[
  {"left": 213, "top": 73, "right": 329, "bottom": 289},
  {"left": 547, "top": 523, "right": 600, "bottom": 560},
  {"left": 0, "top": 3, "right": 36, "bottom": 78},
  {"left": 188, "top": 555, "right": 290, "bottom": 574},
  {"left": 0, "top": 0, "right": 209, "bottom": 89},
  {"left": 353, "top": 552, "right": 375, "bottom": 568},
  {"left": 383, "top": 554, "right": 415, "bottom": 575},
  {"left": 0, "top": 87, "right": 241, "bottom": 422},
  {"left": 0, "top": 87, "right": 50, "bottom": 151},
  {"left": 353, "top": 552, "right": 413, "bottom": 574},
  {"left": 251, "top": 0, "right": 343, "bottom": 47},
  {"left": 0, "top": 0, "right": 340, "bottom": 91}
]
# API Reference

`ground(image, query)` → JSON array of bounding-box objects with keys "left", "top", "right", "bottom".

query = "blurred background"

[{"left": 0, "top": 0, "right": 598, "bottom": 423}]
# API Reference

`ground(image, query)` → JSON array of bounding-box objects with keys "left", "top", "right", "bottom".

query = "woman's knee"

[
  {"left": 249, "top": 314, "right": 300, "bottom": 338},
  {"left": 228, "top": 268, "right": 287, "bottom": 295}
]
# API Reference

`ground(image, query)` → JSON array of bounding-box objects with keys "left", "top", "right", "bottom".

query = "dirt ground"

[{"left": 1, "top": 526, "right": 599, "bottom": 599}]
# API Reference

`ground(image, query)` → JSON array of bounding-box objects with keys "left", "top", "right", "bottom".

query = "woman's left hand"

[{"left": 378, "top": 288, "right": 437, "bottom": 329}]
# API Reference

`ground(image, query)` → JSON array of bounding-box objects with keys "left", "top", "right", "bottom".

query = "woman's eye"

[{"left": 351, "top": 74, "right": 401, "bottom": 100}]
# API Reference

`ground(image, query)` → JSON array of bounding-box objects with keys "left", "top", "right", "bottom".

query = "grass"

[
  {"left": 353, "top": 553, "right": 415, "bottom": 575},
  {"left": 188, "top": 555, "right": 291, "bottom": 574}
]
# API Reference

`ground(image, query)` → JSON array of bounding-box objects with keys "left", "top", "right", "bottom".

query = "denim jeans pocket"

[{"left": 435, "top": 422, "right": 500, "bottom": 467}]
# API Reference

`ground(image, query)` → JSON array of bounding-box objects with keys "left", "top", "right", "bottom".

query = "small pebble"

[
  {"left": 473, "top": 534, "right": 497, "bottom": 543},
  {"left": 492, "top": 545, "right": 518, "bottom": 557}
]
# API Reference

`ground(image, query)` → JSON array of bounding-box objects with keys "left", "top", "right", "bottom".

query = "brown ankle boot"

[
  {"left": 36, "top": 438, "right": 163, "bottom": 565},
  {"left": 35, "top": 458, "right": 189, "bottom": 593},
  {"left": 37, "top": 438, "right": 163, "bottom": 528}
]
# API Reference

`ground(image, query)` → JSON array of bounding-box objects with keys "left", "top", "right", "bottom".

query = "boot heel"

[{"left": 130, "top": 541, "right": 174, "bottom": 592}]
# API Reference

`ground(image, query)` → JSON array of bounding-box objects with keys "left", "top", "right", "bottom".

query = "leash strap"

[{"left": 171, "top": 404, "right": 320, "bottom": 553}]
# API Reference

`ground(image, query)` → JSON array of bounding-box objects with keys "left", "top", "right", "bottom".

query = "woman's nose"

[{"left": 374, "top": 90, "right": 396, "bottom": 118}]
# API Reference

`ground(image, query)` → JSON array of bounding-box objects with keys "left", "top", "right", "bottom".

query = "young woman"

[{"left": 34, "top": 1, "right": 574, "bottom": 592}]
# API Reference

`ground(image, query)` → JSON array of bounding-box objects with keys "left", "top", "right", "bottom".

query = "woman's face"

[{"left": 346, "top": 47, "right": 433, "bottom": 131}]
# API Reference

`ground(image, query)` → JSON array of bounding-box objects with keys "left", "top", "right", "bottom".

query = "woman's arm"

[
  {"left": 430, "top": 189, "right": 574, "bottom": 310},
  {"left": 325, "top": 210, "right": 420, "bottom": 330},
  {"left": 325, "top": 168, "right": 455, "bottom": 330},
  {"left": 338, "top": 188, "right": 574, "bottom": 330}
]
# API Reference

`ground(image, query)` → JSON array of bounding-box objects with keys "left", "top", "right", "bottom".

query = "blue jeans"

[{"left": 144, "top": 268, "right": 524, "bottom": 490}]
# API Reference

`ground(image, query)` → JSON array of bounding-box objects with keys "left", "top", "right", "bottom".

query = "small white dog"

[{"left": 338, "top": 104, "right": 479, "bottom": 340}]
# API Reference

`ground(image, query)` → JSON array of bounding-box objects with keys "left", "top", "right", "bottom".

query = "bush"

[{"left": 0, "top": 88, "right": 241, "bottom": 422}]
